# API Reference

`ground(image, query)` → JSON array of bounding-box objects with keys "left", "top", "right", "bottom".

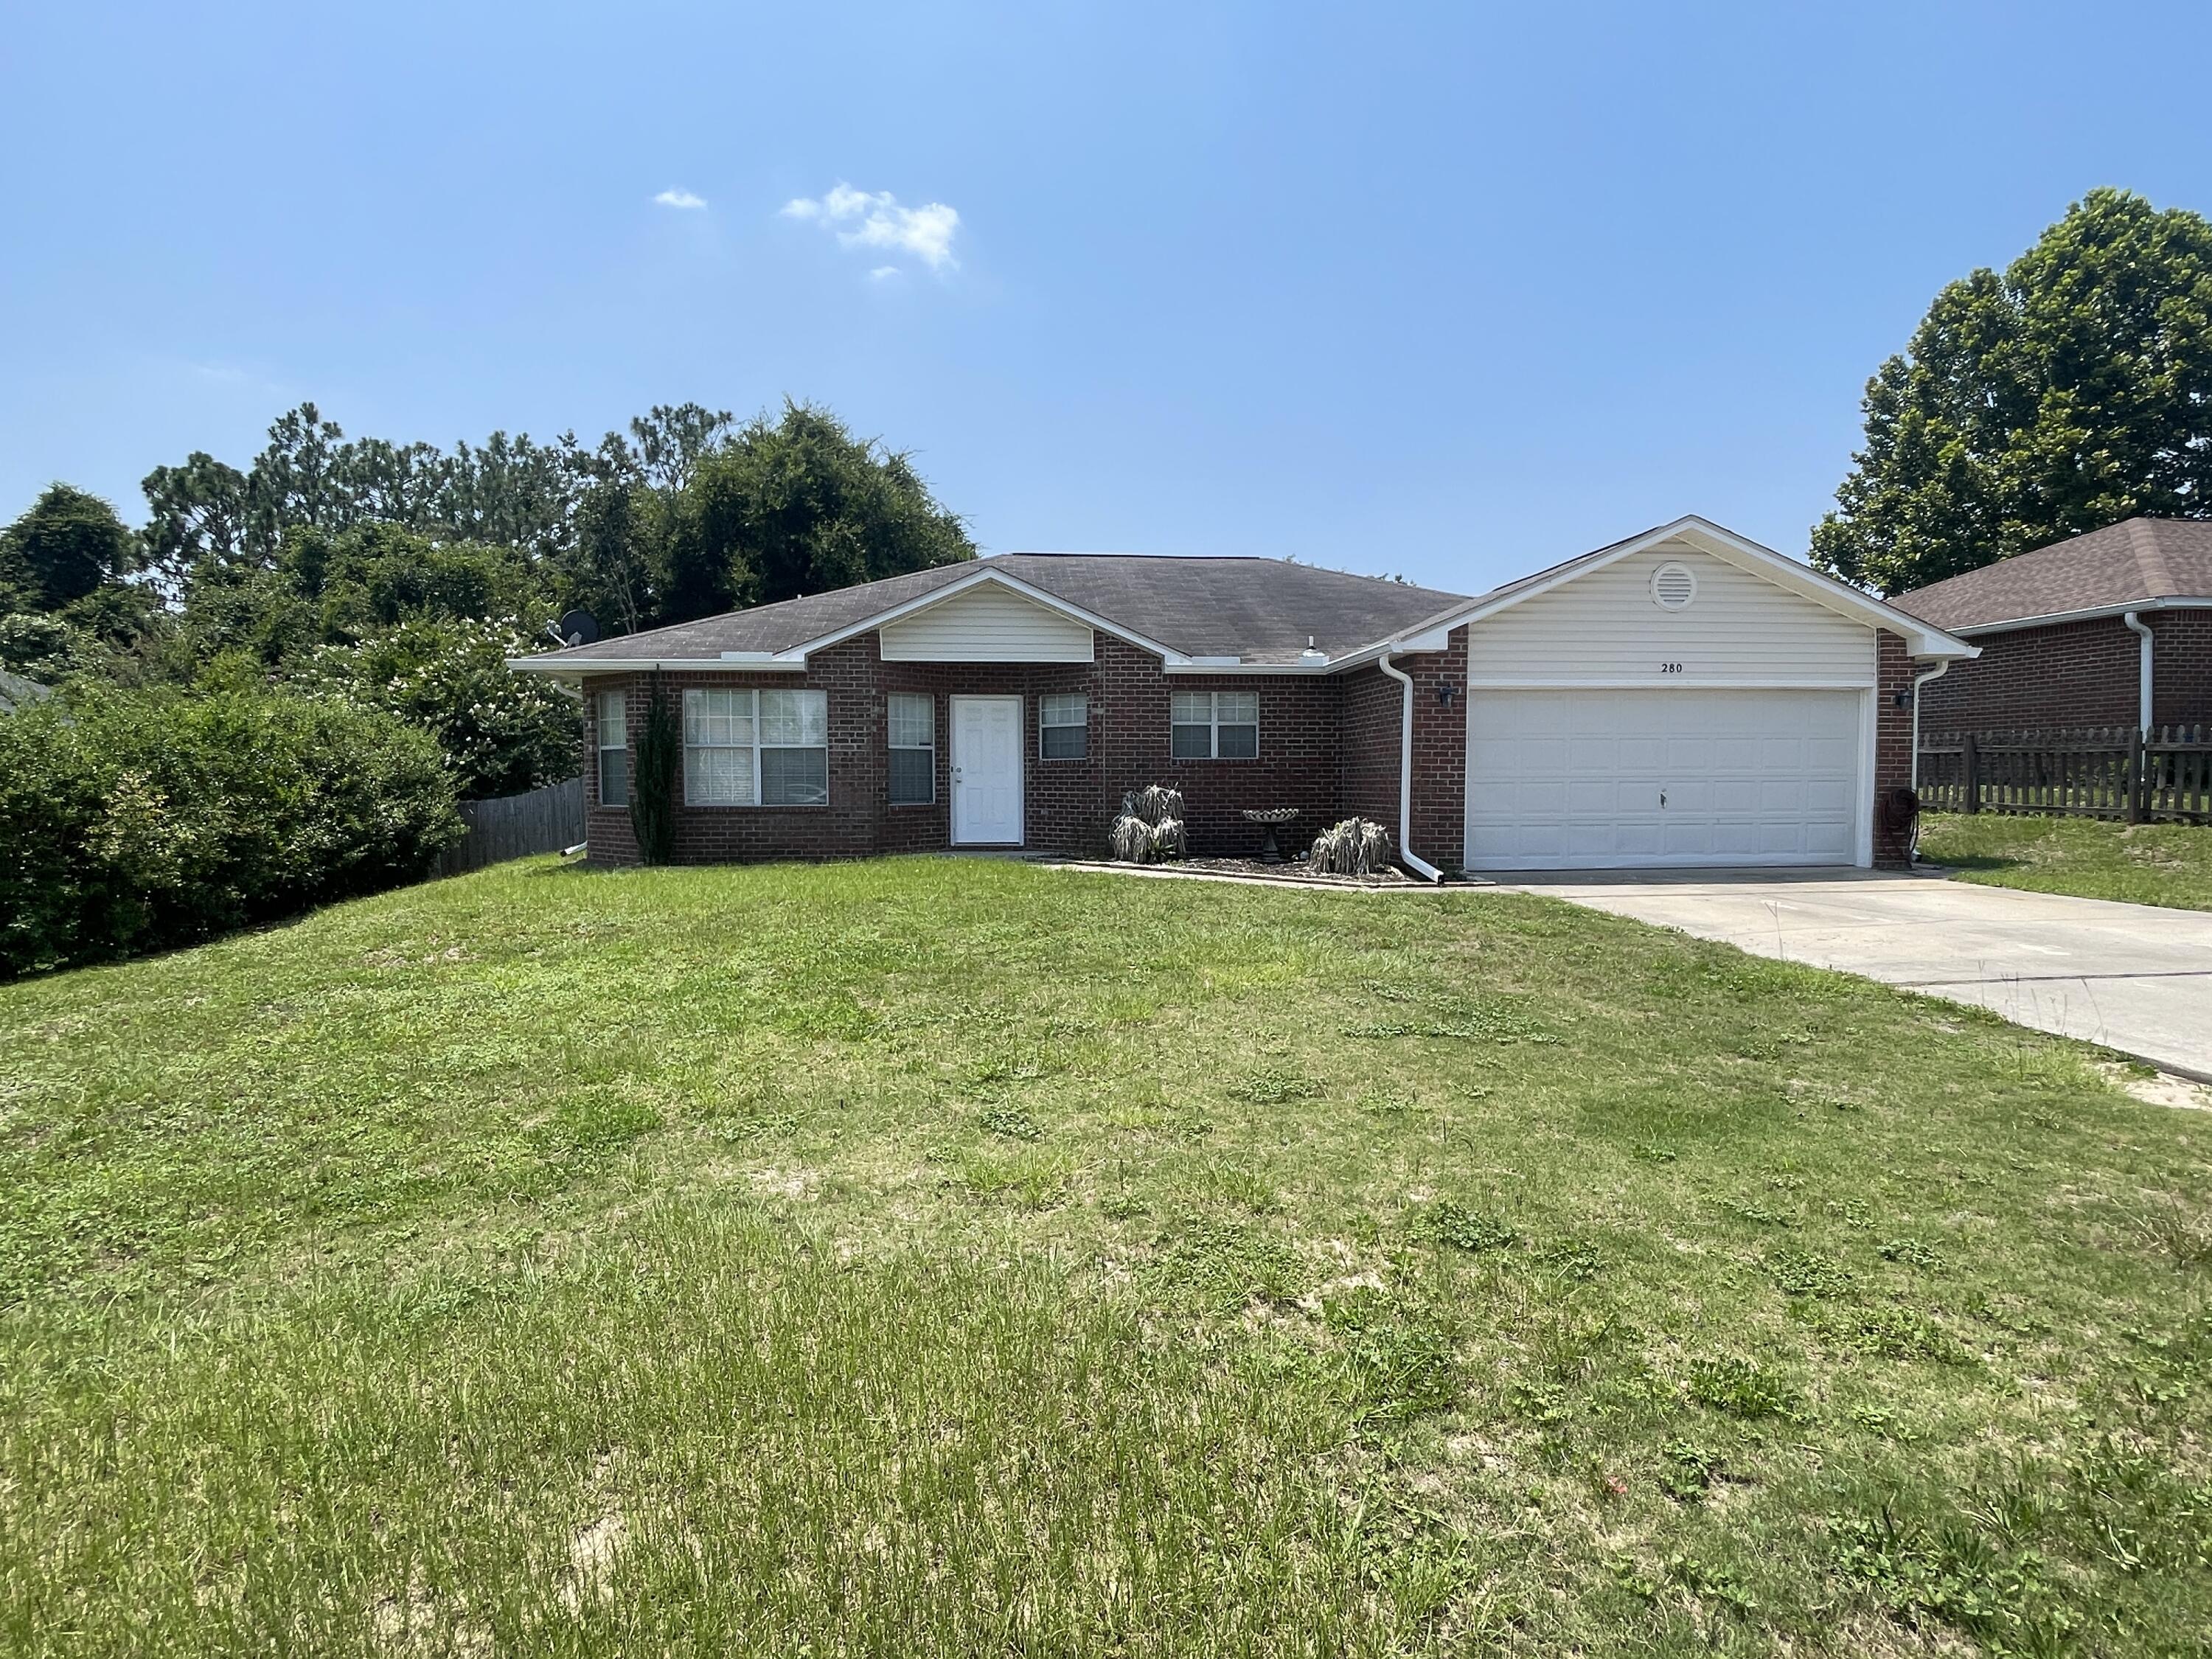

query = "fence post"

[
  {"left": 2127, "top": 726, "right": 2145, "bottom": 823},
  {"left": 1961, "top": 731, "right": 1979, "bottom": 815}
]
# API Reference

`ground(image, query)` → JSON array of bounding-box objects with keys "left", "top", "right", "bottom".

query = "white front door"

[
  {"left": 1464, "top": 688, "right": 1866, "bottom": 870},
  {"left": 950, "top": 695, "right": 1024, "bottom": 845}
]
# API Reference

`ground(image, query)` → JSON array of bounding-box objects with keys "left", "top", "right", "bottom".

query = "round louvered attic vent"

[{"left": 1650, "top": 561, "right": 1698, "bottom": 611}]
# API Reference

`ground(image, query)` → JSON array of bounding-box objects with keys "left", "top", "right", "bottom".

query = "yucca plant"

[
  {"left": 1307, "top": 816, "right": 1392, "bottom": 877},
  {"left": 1109, "top": 785, "right": 1187, "bottom": 863}
]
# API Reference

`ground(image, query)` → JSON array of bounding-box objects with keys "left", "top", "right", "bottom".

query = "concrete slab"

[{"left": 1487, "top": 868, "right": 2212, "bottom": 1081}]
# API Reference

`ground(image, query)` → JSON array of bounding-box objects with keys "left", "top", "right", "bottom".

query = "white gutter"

[
  {"left": 1377, "top": 650, "right": 1444, "bottom": 883},
  {"left": 2123, "top": 611, "right": 2154, "bottom": 727},
  {"left": 1942, "top": 594, "right": 2212, "bottom": 636},
  {"left": 1909, "top": 658, "right": 1951, "bottom": 793}
]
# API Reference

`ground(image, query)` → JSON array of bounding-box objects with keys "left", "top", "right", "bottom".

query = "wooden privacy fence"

[
  {"left": 1916, "top": 726, "right": 2212, "bottom": 824},
  {"left": 434, "top": 776, "right": 586, "bottom": 875}
]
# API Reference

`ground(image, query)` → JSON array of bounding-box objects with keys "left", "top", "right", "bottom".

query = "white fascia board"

[
  {"left": 789, "top": 565, "right": 1186, "bottom": 664},
  {"left": 505, "top": 655, "right": 807, "bottom": 674},
  {"left": 1430, "top": 515, "right": 1980, "bottom": 661},
  {"left": 1942, "top": 595, "right": 2212, "bottom": 636}
]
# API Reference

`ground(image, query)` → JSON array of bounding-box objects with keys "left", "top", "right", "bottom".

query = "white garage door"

[{"left": 1464, "top": 689, "right": 1865, "bottom": 871}]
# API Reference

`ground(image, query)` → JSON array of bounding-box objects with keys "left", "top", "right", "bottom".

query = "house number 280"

[{"left": 1659, "top": 661, "right": 1685, "bottom": 674}]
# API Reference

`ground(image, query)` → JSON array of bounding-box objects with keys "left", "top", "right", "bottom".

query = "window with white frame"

[
  {"left": 595, "top": 689, "right": 628, "bottom": 807},
  {"left": 1169, "top": 690, "right": 1258, "bottom": 759},
  {"left": 888, "top": 693, "right": 934, "bottom": 804},
  {"left": 1040, "top": 692, "right": 1087, "bottom": 759},
  {"left": 684, "top": 688, "right": 830, "bottom": 806}
]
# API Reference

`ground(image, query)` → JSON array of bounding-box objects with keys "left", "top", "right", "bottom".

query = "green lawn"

[
  {"left": 1919, "top": 812, "right": 2212, "bottom": 911},
  {"left": 4, "top": 858, "right": 2209, "bottom": 1656}
]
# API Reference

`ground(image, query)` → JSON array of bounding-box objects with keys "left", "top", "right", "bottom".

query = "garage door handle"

[{"left": 1659, "top": 790, "right": 1666, "bottom": 808}]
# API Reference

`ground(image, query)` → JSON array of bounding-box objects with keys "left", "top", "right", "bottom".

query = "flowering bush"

[{"left": 301, "top": 616, "right": 583, "bottom": 799}]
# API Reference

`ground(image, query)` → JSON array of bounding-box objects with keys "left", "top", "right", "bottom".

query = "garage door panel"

[{"left": 1465, "top": 689, "right": 1865, "bottom": 870}]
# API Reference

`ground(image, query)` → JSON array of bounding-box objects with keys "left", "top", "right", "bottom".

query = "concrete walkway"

[{"left": 1488, "top": 868, "right": 2212, "bottom": 1081}]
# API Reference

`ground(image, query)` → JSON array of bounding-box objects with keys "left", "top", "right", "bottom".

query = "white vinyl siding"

[
  {"left": 1171, "top": 691, "right": 1258, "bottom": 759},
  {"left": 684, "top": 688, "right": 829, "bottom": 807},
  {"left": 1040, "top": 693, "right": 1087, "bottom": 759},
  {"left": 888, "top": 693, "right": 935, "bottom": 804},
  {"left": 878, "top": 583, "right": 1095, "bottom": 662},
  {"left": 1466, "top": 541, "right": 1877, "bottom": 688}
]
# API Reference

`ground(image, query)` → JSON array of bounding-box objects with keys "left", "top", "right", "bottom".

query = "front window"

[
  {"left": 596, "top": 689, "right": 628, "bottom": 807},
  {"left": 1170, "top": 689, "right": 1258, "bottom": 759},
  {"left": 888, "top": 692, "right": 934, "bottom": 804},
  {"left": 683, "top": 687, "right": 829, "bottom": 807},
  {"left": 1040, "top": 693, "right": 1087, "bottom": 760}
]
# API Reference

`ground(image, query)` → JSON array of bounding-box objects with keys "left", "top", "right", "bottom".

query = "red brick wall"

[
  {"left": 1915, "top": 608, "right": 2212, "bottom": 732},
  {"left": 1875, "top": 630, "right": 1915, "bottom": 867},
  {"left": 1340, "top": 664, "right": 1401, "bottom": 835},
  {"left": 2149, "top": 608, "right": 2212, "bottom": 728},
  {"left": 577, "top": 631, "right": 1366, "bottom": 866},
  {"left": 1406, "top": 627, "right": 1469, "bottom": 872}
]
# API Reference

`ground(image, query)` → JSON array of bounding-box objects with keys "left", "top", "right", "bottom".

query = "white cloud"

[
  {"left": 780, "top": 183, "right": 961, "bottom": 271},
  {"left": 653, "top": 188, "right": 707, "bottom": 210},
  {"left": 869, "top": 265, "right": 902, "bottom": 282}
]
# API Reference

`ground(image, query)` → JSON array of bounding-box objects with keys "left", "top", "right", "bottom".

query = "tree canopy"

[
  {"left": 1, "top": 484, "right": 137, "bottom": 613},
  {"left": 1812, "top": 189, "right": 2212, "bottom": 595}
]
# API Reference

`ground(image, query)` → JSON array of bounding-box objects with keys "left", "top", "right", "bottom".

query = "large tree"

[
  {"left": 1813, "top": 189, "right": 2212, "bottom": 594},
  {"left": 0, "top": 484, "right": 137, "bottom": 613},
  {"left": 661, "top": 401, "right": 975, "bottom": 622}
]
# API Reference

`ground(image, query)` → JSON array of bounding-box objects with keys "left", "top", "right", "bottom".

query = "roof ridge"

[{"left": 2128, "top": 518, "right": 2178, "bottom": 597}]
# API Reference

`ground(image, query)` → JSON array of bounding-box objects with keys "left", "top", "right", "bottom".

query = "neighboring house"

[
  {"left": 514, "top": 515, "right": 1970, "bottom": 874},
  {"left": 1891, "top": 518, "right": 2212, "bottom": 732}
]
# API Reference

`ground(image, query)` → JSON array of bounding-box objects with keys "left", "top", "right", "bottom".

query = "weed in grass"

[
  {"left": 1829, "top": 1302, "right": 1969, "bottom": 1364},
  {"left": 1509, "top": 1380, "right": 1572, "bottom": 1430},
  {"left": 1686, "top": 1354, "right": 1797, "bottom": 1419},
  {"left": 1144, "top": 1215, "right": 1301, "bottom": 1314},
  {"left": 1877, "top": 1236, "right": 1944, "bottom": 1271},
  {"left": 1537, "top": 1236, "right": 1605, "bottom": 1283},
  {"left": 1767, "top": 1247, "right": 1857, "bottom": 1300},
  {"left": 978, "top": 1104, "right": 1043, "bottom": 1141},
  {"left": 1827, "top": 1506, "right": 2076, "bottom": 1652},
  {"left": 1629, "top": 1141, "right": 1680, "bottom": 1164},
  {"left": 1322, "top": 1286, "right": 1461, "bottom": 1425},
  {"left": 1658, "top": 1441, "right": 1722, "bottom": 1502},
  {"left": 1229, "top": 1067, "right": 1323, "bottom": 1105},
  {"left": 2135, "top": 1201, "right": 2212, "bottom": 1268},
  {"left": 1408, "top": 1200, "right": 1514, "bottom": 1253}
]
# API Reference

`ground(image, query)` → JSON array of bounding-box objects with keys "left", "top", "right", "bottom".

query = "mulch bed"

[{"left": 1062, "top": 855, "right": 1413, "bottom": 888}]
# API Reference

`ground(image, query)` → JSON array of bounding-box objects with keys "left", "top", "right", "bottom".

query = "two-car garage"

[
  {"left": 1451, "top": 524, "right": 1923, "bottom": 872},
  {"left": 1463, "top": 687, "right": 1865, "bottom": 869}
]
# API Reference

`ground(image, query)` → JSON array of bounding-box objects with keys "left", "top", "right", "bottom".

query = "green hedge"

[{"left": 0, "top": 686, "right": 462, "bottom": 978}]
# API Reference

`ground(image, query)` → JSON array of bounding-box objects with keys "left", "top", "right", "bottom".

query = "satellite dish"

[{"left": 554, "top": 609, "right": 599, "bottom": 648}]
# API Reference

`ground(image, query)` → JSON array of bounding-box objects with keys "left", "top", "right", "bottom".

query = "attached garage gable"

[
  {"left": 1461, "top": 532, "right": 1886, "bottom": 871},
  {"left": 1467, "top": 539, "right": 1875, "bottom": 687}
]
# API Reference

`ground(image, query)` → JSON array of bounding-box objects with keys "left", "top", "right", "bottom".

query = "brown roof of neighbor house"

[
  {"left": 533, "top": 554, "right": 1478, "bottom": 669},
  {"left": 1889, "top": 518, "right": 2212, "bottom": 633}
]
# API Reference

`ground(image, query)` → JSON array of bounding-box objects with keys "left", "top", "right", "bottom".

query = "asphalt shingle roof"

[
  {"left": 1890, "top": 518, "right": 2212, "bottom": 632},
  {"left": 535, "top": 554, "right": 1478, "bottom": 668}
]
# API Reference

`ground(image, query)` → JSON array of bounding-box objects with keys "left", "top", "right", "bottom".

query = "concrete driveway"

[{"left": 1489, "top": 869, "right": 2212, "bottom": 1081}]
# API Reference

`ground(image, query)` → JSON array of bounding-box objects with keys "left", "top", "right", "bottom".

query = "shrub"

[
  {"left": 1109, "top": 785, "right": 1184, "bottom": 863},
  {"left": 297, "top": 616, "right": 584, "bottom": 799},
  {"left": 0, "top": 684, "right": 461, "bottom": 978},
  {"left": 1307, "top": 817, "right": 1393, "bottom": 876}
]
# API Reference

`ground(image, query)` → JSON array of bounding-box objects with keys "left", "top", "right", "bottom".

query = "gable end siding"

[
  {"left": 1467, "top": 541, "right": 1877, "bottom": 686},
  {"left": 878, "top": 583, "right": 1096, "bottom": 662}
]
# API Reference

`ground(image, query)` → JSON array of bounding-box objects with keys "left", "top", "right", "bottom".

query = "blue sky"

[{"left": 6, "top": 1, "right": 2211, "bottom": 597}]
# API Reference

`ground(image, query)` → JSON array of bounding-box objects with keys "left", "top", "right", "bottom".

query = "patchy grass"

[
  {"left": 1920, "top": 811, "right": 2212, "bottom": 911},
  {"left": 4, "top": 855, "right": 2211, "bottom": 1655}
]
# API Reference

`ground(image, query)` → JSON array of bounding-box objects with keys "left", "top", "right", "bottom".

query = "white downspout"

[
  {"left": 2123, "top": 611, "right": 2154, "bottom": 728},
  {"left": 1909, "top": 659, "right": 1951, "bottom": 792},
  {"left": 1377, "top": 650, "right": 1444, "bottom": 883}
]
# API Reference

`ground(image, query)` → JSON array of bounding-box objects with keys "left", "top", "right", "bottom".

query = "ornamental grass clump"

[
  {"left": 1307, "top": 816, "right": 1393, "bottom": 877},
  {"left": 1109, "top": 785, "right": 1185, "bottom": 864}
]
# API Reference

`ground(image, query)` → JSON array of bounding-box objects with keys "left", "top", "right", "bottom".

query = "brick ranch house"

[
  {"left": 1891, "top": 518, "right": 2212, "bottom": 733},
  {"left": 515, "top": 516, "right": 1972, "bottom": 874}
]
